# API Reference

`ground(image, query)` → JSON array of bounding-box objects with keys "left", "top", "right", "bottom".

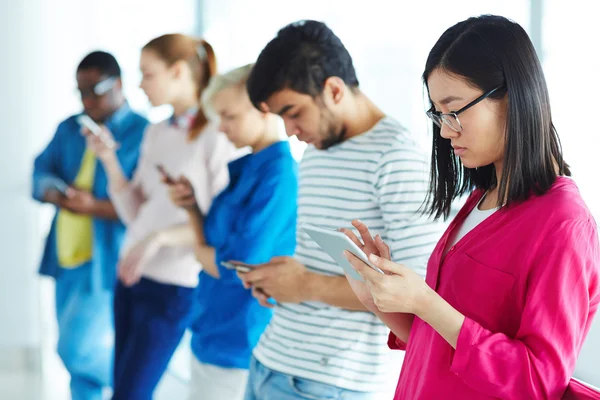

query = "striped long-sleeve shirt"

[{"left": 252, "top": 117, "right": 446, "bottom": 393}]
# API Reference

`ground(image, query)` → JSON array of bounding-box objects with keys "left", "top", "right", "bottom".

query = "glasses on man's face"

[
  {"left": 77, "top": 76, "right": 118, "bottom": 99},
  {"left": 426, "top": 86, "right": 503, "bottom": 132}
]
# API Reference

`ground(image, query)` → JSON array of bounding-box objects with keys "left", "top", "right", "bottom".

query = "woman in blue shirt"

[{"left": 166, "top": 64, "right": 298, "bottom": 400}]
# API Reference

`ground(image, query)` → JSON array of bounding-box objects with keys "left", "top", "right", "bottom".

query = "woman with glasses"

[
  {"left": 85, "top": 34, "right": 238, "bottom": 400},
  {"left": 341, "top": 15, "right": 599, "bottom": 399}
]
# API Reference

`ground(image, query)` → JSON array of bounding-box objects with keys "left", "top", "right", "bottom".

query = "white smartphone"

[
  {"left": 302, "top": 224, "right": 384, "bottom": 282},
  {"left": 221, "top": 261, "right": 260, "bottom": 273},
  {"left": 77, "top": 114, "right": 116, "bottom": 149},
  {"left": 51, "top": 180, "right": 68, "bottom": 195},
  {"left": 45, "top": 178, "right": 68, "bottom": 196}
]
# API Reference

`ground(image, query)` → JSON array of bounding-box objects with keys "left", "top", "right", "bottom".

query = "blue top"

[
  {"left": 32, "top": 103, "right": 148, "bottom": 291},
  {"left": 191, "top": 141, "right": 298, "bottom": 369}
]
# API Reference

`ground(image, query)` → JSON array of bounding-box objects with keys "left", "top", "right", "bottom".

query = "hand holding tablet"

[{"left": 301, "top": 224, "right": 384, "bottom": 282}]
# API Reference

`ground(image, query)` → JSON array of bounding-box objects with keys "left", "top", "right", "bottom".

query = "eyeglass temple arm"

[{"left": 455, "top": 86, "right": 503, "bottom": 115}]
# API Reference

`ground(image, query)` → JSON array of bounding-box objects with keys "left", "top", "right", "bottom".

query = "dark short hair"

[
  {"left": 423, "top": 15, "right": 570, "bottom": 220},
  {"left": 77, "top": 51, "right": 121, "bottom": 78},
  {"left": 247, "top": 20, "right": 359, "bottom": 109}
]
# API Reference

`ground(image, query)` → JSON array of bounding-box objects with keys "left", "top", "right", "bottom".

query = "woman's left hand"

[
  {"left": 165, "top": 175, "right": 198, "bottom": 211},
  {"left": 344, "top": 252, "right": 432, "bottom": 315},
  {"left": 82, "top": 126, "right": 118, "bottom": 162},
  {"left": 118, "top": 236, "right": 161, "bottom": 287}
]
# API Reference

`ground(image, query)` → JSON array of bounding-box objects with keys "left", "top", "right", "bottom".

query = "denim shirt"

[{"left": 32, "top": 103, "right": 148, "bottom": 291}]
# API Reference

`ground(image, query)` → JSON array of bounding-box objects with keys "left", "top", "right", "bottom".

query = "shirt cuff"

[
  {"left": 388, "top": 331, "right": 407, "bottom": 351},
  {"left": 450, "top": 316, "right": 482, "bottom": 377},
  {"left": 34, "top": 175, "right": 68, "bottom": 201}
]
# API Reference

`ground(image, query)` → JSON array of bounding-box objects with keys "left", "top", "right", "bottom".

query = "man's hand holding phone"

[
  {"left": 224, "top": 261, "right": 276, "bottom": 308},
  {"left": 61, "top": 187, "right": 97, "bottom": 215},
  {"left": 222, "top": 261, "right": 261, "bottom": 274},
  {"left": 237, "top": 256, "right": 312, "bottom": 307},
  {"left": 42, "top": 180, "right": 96, "bottom": 215},
  {"left": 44, "top": 189, "right": 66, "bottom": 207}
]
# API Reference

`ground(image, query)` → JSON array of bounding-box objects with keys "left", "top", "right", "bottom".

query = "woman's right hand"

[
  {"left": 82, "top": 126, "right": 117, "bottom": 162},
  {"left": 339, "top": 220, "right": 392, "bottom": 309},
  {"left": 118, "top": 236, "right": 160, "bottom": 287},
  {"left": 339, "top": 219, "right": 391, "bottom": 260},
  {"left": 166, "top": 175, "right": 198, "bottom": 212}
]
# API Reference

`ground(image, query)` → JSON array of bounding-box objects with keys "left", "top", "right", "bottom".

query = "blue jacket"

[
  {"left": 32, "top": 103, "right": 148, "bottom": 291},
  {"left": 191, "top": 141, "right": 298, "bottom": 369}
]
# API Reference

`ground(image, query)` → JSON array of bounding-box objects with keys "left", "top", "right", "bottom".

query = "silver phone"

[
  {"left": 77, "top": 114, "right": 117, "bottom": 149},
  {"left": 221, "top": 261, "right": 259, "bottom": 273}
]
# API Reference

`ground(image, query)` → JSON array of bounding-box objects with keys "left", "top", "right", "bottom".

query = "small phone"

[
  {"left": 77, "top": 114, "right": 117, "bottom": 149},
  {"left": 47, "top": 179, "right": 68, "bottom": 196},
  {"left": 302, "top": 224, "right": 384, "bottom": 282},
  {"left": 155, "top": 164, "right": 175, "bottom": 184},
  {"left": 221, "top": 261, "right": 260, "bottom": 273}
]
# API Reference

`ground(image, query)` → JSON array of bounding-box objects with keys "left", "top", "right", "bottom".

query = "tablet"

[{"left": 301, "top": 224, "right": 384, "bottom": 282}]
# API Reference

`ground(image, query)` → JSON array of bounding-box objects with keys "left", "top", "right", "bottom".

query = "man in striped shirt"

[{"left": 240, "top": 20, "right": 444, "bottom": 399}]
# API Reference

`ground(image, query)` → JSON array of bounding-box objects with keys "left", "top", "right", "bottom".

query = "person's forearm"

[
  {"left": 304, "top": 274, "right": 369, "bottom": 311},
  {"left": 195, "top": 245, "right": 218, "bottom": 278},
  {"left": 43, "top": 190, "right": 64, "bottom": 207},
  {"left": 186, "top": 207, "right": 218, "bottom": 277},
  {"left": 351, "top": 291, "right": 414, "bottom": 341},
  {"left": 36, "top": 174, "right": 68, "bottom": 204},
  {"left": 187, "top": 206, "right": 206, "bottom": 244},
  {"left": 374, "top": 310, "right": 414, "bottom": 344},
  {"left": 417, "top": 286, "right": 465, "bottom": 349},
  {"left": 101, "top": 153, "right": 143, "bottom": 224},
  {"left": 91, "top": 200, "right": 119, "bottom": 220},
  {"left": 100, "top": 152, "right": 129, "bottom": 192},
  {"left": 154, "top": 224, "right": 196, "bottom": 248}
]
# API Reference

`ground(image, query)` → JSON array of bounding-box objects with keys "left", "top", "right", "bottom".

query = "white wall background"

[
  {"left": 0, "top": 0, "right": 199, "bottom": 397},
  {"left": 543, "top": 0, "right": 600, "bottom": 386},
  {"left": 0, "top": 0, "right": 42, "bottom": 358}
]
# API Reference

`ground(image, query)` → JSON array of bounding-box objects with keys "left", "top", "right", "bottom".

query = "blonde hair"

[
  {"left": 202, "top": 64, "right": 254, "bottom": 118},
  {"left": 143, "top": 34, "right": 217, "bottom": 140}
]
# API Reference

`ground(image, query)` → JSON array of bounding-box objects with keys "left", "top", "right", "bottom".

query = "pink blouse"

[
  {"left": 110, "top": 120, "right": 239, "bottom": 287},
  {"left": 390, "top": 177, "right": 600, "bottom": 399}
]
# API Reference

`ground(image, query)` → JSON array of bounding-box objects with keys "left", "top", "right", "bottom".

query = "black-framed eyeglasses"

[
  {"left": 426, "top": 86, "right": 504, "bottom": 132},
  {"left": 77, "top": 76, "right": 118, "bottom": 99}
]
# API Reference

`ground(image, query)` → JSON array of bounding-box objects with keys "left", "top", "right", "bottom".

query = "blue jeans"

[
  {"left": 55, "top": 264, "right": 114, "bottom": 400},
  {"left": 112, "top": 278, "right": 196, "bottom": 400},
  {"left": 244, "top": 357, "right": 379, "bottom": 400}
]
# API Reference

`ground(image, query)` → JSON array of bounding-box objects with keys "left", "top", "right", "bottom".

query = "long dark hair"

[{"left": 424, "top": 15, "right": 570, "bottom": 220}]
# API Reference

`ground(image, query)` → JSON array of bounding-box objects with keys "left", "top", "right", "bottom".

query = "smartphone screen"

[{"left": 156, "top": 164, "right": 175, "bottom": 184}]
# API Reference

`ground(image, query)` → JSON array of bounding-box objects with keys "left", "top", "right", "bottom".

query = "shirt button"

[
  {"left": 450, "top": 246, "right": 455, "bottom": 251},
  {"left": 320, "top": 357, "right": 329, "bottom": 366}
]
